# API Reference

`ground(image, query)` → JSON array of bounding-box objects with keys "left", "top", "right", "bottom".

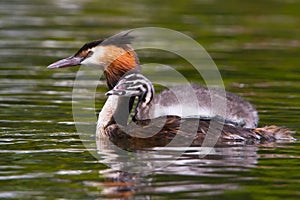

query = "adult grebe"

[
  {"left": 47, "top": 33, "right": 294, "bottom": 147},
  {"left": 103, "top": 72, "right": 293, "bottom": 145},
  {"left": 47, "top": 33, "right": 139, "bottom": 89},
  {"left": 106, "top": 73, "right": 258, "bottom": 129}
]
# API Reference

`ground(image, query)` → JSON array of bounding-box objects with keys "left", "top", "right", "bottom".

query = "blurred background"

[{"left": 0, "top": 0, "right": 299, "bottom": 199}]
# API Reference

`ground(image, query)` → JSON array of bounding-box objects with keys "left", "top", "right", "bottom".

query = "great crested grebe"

[
  {"left": 106, "top": 72, "right": 258, "bottom": 129},
  {"left": 47, "top": 33, "right": 294, "bottom": 147},
  {"left": 47, "top": 33, "right": 139, "bottom": 89}
]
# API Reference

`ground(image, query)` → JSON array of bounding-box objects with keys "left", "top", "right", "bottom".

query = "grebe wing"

[{"left": 150, "top": 84, "right": 257, "bottom": 128}]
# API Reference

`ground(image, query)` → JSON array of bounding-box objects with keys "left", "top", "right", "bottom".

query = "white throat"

[{"left": 96, "top": 95, "right": 119, "bottom": 137}]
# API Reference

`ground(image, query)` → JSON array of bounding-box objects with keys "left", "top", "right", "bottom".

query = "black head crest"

[
  {"left": 101, "top": 30, "right": 135, "bottom": 47},
  {"left": 74, "top": 30, "right": 135, "bottom": 57},
  {"left": 74, "top": 40, "right": 103, "bottom": 57}
]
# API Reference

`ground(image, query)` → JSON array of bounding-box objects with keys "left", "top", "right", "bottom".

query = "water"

[{"left": 0, "top": 0, "right": 299, "bottom": 199}]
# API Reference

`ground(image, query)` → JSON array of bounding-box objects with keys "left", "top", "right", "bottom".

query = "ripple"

[
  {"left": 0, "top": 149, "right": 86, "bottom": 154},
  {"left": 0, "top": 120, "right": 54, "bottom": 123},
  {"left": 0, "top": 173, "right": 50, "bottom": 180},
  {"left": 55, "top": 170, "right": 92, "bottom": 175},
  {"left": 0, "top": 191, "right": 43, "bottom": 199}
]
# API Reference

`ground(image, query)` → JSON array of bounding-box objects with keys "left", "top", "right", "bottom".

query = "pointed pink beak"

[{"left": 47, "top": 56, "right": 82, "bottom": 69}]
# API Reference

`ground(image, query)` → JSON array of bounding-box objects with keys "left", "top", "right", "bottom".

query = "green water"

[{"left": 0, "top": 0, "right": 299, "bottom": 199}]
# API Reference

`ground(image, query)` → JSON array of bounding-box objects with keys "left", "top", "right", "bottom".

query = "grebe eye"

[
  {"left": 116, "top": 85, "right": 125, "bottom": 90},
  {"left": 86, "top": 51, "right": 94, "bottom": 57},
  {"left": 81, "top": 51, "right": 94, "bottom": 61}
]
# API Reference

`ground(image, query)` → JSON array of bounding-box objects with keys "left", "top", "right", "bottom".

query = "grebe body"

[
  {"left": 47, "top": 33, "right": 295, "bottom": 147},
  {"left": 106, "top": 73, "right": 258, "bottom": 129}
]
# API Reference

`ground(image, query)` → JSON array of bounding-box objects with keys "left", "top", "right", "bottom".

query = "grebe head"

[
  {"left": 47, "top": 32, "right": 140, "bottom": 88},
  {"left": 106, "top": 73, "right": 154, "bottom": 106}
]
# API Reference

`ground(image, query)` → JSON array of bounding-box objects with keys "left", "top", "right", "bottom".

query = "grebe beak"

[{"left": 47, "top": 56, "right": 82, "bottom": 69}]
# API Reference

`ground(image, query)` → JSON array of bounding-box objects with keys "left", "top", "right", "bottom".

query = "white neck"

[
  {"left": 96, "top": 95, "right": 133, "bottom": 137},
  {"left": 96, "top": 95, "right": 119, "bottom": 137}
]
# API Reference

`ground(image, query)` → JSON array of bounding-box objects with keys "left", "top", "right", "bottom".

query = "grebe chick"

[{"left": 106, "top": 73, "right": 258, "bottom": 129}]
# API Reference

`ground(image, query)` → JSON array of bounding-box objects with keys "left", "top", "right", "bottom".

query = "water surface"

[{"left": 0, "top": 0, "right": 299, "bottom": 199}]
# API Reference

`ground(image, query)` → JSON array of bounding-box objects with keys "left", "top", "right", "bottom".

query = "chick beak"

[
  {"left": 47, "top": 56, "right": 82, "bottom": 69},
  {"left": 105, "top": 90, "right": 114, "bottom": 96},
  {"left": 105, "top": 90, "right": 126, "bottom": 96}
]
